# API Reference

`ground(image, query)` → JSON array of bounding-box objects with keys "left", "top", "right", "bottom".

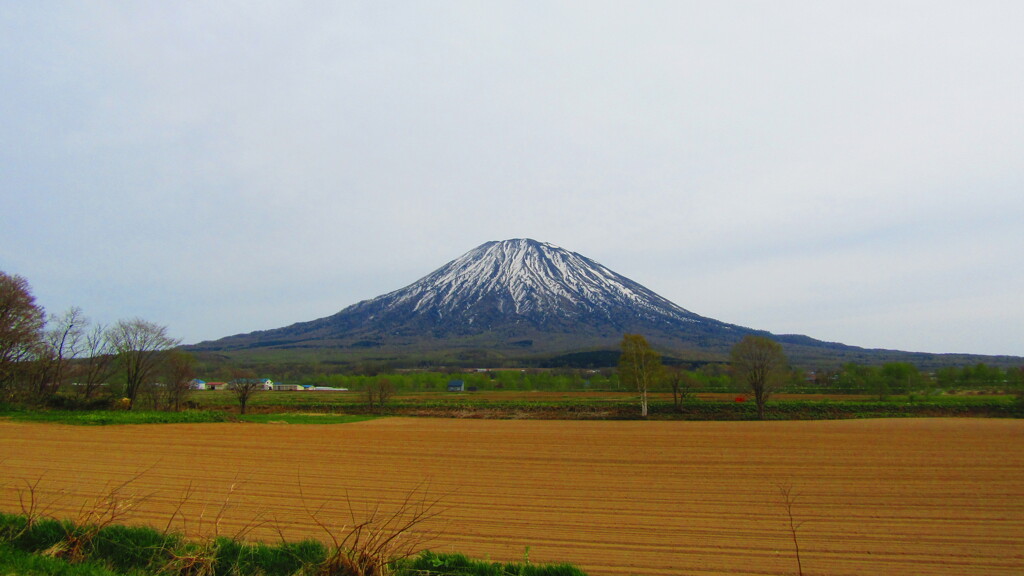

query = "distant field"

[
  {"left": 191, "top": 389, "right": 881, "bottom": 406},
  {"left": 185, "top": 388, "right": 1018, "bottom": 420},
  {"left": 1, "top": 418, "right": 1022, "bottom": 575}
]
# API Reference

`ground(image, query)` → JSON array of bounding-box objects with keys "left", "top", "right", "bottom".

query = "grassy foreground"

[{"left": 0, "top": 513, "right": 586, "bottom": 576}]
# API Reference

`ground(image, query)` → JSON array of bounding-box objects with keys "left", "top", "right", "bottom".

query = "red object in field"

[{"left": 735, "top": 396, "right": 746, "bottom": 402}]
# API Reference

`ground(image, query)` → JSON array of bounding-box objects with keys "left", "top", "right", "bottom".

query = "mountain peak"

[
  {"left": 193, "top": 239, "right": 744, "bottom": 356},
  {"left": 386, "top": 239, "right": 700, "bottom": 326}
]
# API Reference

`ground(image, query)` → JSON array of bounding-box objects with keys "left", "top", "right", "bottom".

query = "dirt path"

[{"left": 2, "top": 418, "right": 1022, "bottom": 575}]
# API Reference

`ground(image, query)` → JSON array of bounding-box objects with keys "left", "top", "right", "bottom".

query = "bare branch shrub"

[
  {"left": 43, "top": 470, "right": 154, "bottom": 563},
  {"left": 161, "top": 478, "right": 267, "bottom": 576},
  {"left": 16, "top": 475, "right": 63, "bottom": 533},
  {"left": 300, "top": 481, "right": 445, "bottom": 576},
  {"left": 7, "top": 467, "right": 446, "bottom": 576}
]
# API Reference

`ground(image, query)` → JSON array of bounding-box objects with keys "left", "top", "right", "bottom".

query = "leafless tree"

[
  {"left": 0, "top": 271, "right": 46, "bottom": 399},
  {"left": 230, "top": 369, "right": 262, "bottom": 415},
  {"left": 366, "top": 377, "right": 395, "bottom": 413},
  {"left": 78, "top": 323, "right": 115, "bottom": 399},
  {"left": 730, "top": 335, "right": 788, "bottom": 420},
  {"left": 21, "top": 344, "right": 57, "bottom": 405},
  {"left": 30, "top": 307, "right": 87, "bottom": 402},
  {"left": 108, "top": 318, "right": 180, "bottom": 409},
  {"left": 136, "top": 380, "right": 164, "bottom": 411},
  {"left": 665, "top": 367, "right": 700, "bottom": 412},
  {"left": 163, "top": 350, "right": 196, "bottom": 411}
]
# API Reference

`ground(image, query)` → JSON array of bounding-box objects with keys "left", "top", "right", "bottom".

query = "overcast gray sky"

[{"left": 2, "top": 2, "right": 1022, "bottom": 356}]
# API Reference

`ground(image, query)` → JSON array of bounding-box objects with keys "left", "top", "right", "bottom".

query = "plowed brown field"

[{"left": 2, "top": 418, "right": 1022, "bottom": 575}]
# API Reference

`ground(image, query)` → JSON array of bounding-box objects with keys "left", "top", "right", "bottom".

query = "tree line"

[
  {"left": 5, "top": 269, "right": 1020, "bottom": 418},
  {"left": 0, "top": 270, "right": 187, "bottom": 410},
  {"left": 804, "top": 362, "right": 1024, "bottom": 399},
  {"left": 619, "top": 333, "right": 1024, "bottom": 420}
]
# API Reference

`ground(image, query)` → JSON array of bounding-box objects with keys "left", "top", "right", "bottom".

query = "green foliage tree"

[
  {"left": 618, "top": 334, "right": 662, "bottom": 418},
  {"left": 934, "top": 363, "right": 1009, "bottom": 392},
  {"left": 961, "top": 363, "right": 1004, "bottom": 388},
  {"left": 834, "top": 363, "right": 880, "bottom": 396},
  {"left": 934, "top": 366, "right": 959, "bottom": 391},
  {"left": 880, "top": 362, "right": 922, "bottom": 400},
  {"left": 730, "top": 335, "right": 788, "bottom": 420},
  {"left": 1009, "top": 367, "right": 1024, "bottom": 406}
]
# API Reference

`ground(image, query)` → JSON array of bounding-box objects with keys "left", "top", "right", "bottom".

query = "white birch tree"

[{"left": 619, "top": 333, "right": 662, "bottom": 418}]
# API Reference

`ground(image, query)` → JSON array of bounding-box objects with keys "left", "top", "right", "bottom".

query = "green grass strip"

[
  {"left": 236, "top": 413, "right": 377, "bottom": 424},
  {"left": 0, "top": 410, "right": 231, "bottom": 426},
  {"left": 0, "top": 542, "right": 128, "bottom": 576}
]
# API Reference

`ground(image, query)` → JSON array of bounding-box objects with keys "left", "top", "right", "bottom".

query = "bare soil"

[{"left": 2, "top": 418, "right": 1022, "bottom": 575}]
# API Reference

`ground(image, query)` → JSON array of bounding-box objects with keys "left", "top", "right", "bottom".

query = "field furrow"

[{"left": 1, "top": 418, "right": 1022, "bottom": 575}]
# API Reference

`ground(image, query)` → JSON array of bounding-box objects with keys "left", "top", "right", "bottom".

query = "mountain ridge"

[
  {"left": 194, "top": 239, "right": 753, "bottom": 352},
  {"left": 191, "top": 239, "right": 1022, "bottom": 369}
]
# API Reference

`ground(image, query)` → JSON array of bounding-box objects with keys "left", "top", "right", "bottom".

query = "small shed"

[{"left": 447, "top": 379, "right": 465, "bottom": 392}]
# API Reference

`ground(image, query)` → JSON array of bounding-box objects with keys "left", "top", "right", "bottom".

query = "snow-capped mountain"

[
  {"left": 385, "top": 238, "right": 706, "bottom": 330},
  {"left": 196, "top": 239, "right": 754, "bottom": 355},
  {"left": 192, "top": 238, "right": 1024, "bottom": 368}
]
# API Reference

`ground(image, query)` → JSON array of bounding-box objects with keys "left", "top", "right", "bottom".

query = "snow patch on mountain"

[
  {"left": 378, "top": 238, "right": 703, "bottom": 327},
  {"left": 188, "top": 238, "right": 763, "bottom": 355}
]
